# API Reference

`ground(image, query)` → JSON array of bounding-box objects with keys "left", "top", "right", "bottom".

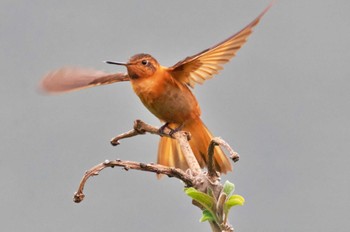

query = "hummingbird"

[{"left": 40, "top": 3, "right": 272, "bottom": 174}]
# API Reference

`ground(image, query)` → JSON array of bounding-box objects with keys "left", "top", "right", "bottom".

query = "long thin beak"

[{"left": 104, "top": 61, "right": 128, "bottom": 66}]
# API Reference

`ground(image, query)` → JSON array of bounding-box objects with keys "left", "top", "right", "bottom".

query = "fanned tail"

[{"left": 157, "top": 118, "right": 232, "bottom": 175}]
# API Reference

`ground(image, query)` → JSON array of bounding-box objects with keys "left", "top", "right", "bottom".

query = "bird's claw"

[
  {"left": 158, "top": 123, "right": 184, "bottom": 137},
  {"left": 158, "top": 122, "right": 170, "bottom": 136}
]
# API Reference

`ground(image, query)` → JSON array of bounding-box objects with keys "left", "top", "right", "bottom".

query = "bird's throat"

[{"left": 129, "top": 72, "right": 139, "bottom": 79}]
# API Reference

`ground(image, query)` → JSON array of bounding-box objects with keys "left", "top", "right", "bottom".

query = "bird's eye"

[{"left": 141, "top": 60, "right": 148, "bottom": 65}]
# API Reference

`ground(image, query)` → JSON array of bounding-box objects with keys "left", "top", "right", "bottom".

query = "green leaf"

[
  {"left": 226, "top": 194, "right": 245, "bottom": 207},
  {"left": 200, "top": 209, "right": 215, "bottom": 222},
  {"left": 185, "top": 187, "right": 215, "bottom": 211},
  {"left": 223, "top": 180, "right": 235, "bottom": 196},
  {"left": 224, "top": 194, "right": 245, "bottom": 212},
  {"left": 223, "top": 194, "right": 245, "bottom": 224}
]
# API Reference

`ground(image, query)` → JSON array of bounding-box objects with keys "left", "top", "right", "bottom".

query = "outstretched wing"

[
  {"left": 39, "top": 67, "right": 129, "bottom": 94},
  {"left": 168, "top": 2, "right": 273, "bottom": 88}
]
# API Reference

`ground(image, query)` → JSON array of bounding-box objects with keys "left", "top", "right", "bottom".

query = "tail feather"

[{"left": 157, "top": 118, "right": 232, "bottom": 174}]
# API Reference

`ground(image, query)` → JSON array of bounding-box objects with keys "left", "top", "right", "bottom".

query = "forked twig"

[
  {"left": 73, "top": 119, "right": 240, "bottom": 232},
  {"left": 111, "top": 120, "right": 201, "bottom": 174},
  {"left": 207, "top": 137, "right": 240, "bottom": 178},
  {"left": 74, "top": 119, "right": 240, "bottom": 201}
]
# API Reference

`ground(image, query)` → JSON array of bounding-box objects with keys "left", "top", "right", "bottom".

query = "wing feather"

[
  {"left": 168, "top": 2, "right": 273, "bottom": 88},
  {"left": 39, "top": 67, "right": 129, "bottom": 94}
]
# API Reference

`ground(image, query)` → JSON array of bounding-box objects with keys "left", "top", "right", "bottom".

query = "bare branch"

[
  {"left": 213, "top": 137, "right": 240, "bottom": 162},
  {"left": 207, "top": 137, "right": 240, "bottom": 178},
  {"left": 110, "top": 119, "right": 201, "bottom": 175},
  {"left": 172, "top": 131, "right": 202, "bottom": 175},
  {"left": 110, "top": 120, "right": 175, "bottom": 145},
  {"left": 73, "top": 159, "right": 194, "bottom": 203}
]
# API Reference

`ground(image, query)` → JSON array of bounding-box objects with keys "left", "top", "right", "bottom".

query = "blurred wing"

[
  {"left": 168, "top": 2, "right": 273, "bottom": 88},
  {"left": 39, "top": 67, "right": 129, "bottom": 94}
]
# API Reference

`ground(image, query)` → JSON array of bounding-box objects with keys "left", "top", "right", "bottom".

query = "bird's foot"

[
  {"left": 158, "top": 122, "right": 184, "bottom": 137},
  {"left": 158, "top": 122, "right": 170, "bottom": 136},
  {"left": 169, "top": 124, "right": 184, "bottom": 137}
]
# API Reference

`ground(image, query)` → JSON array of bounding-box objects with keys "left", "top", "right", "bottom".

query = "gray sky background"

[{"left": 1, "top": 0, "right": 349, "bottom": 231}]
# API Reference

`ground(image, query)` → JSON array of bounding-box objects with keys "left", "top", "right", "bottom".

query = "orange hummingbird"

[{"left": 40, "top": 3, "right": 272, "bottom": 174}]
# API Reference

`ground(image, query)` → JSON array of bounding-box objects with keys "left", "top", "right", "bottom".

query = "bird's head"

[{"left": 106, "top": 53, "right": 159, "bottom": 79}]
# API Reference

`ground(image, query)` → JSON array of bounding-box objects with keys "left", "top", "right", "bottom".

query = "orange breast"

[{"left": 131, "top": 67, "right": 201, "bottom": 124}]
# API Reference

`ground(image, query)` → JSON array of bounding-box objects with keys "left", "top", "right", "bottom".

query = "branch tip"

[{"left": 73, "top": 192, "right": 85, "bottom": 203}]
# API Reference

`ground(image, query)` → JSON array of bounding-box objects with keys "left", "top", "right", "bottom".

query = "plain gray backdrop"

[{"left": 1, "top": 0, "right": 349, "bottom": 231}]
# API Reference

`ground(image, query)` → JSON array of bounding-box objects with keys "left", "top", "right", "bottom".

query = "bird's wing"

[
  {"left": 168, "top": 3, "right": 272, "bottom": 88},
  {"left": 39, "top": 67, "right": 129, "bottom": 94}
]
